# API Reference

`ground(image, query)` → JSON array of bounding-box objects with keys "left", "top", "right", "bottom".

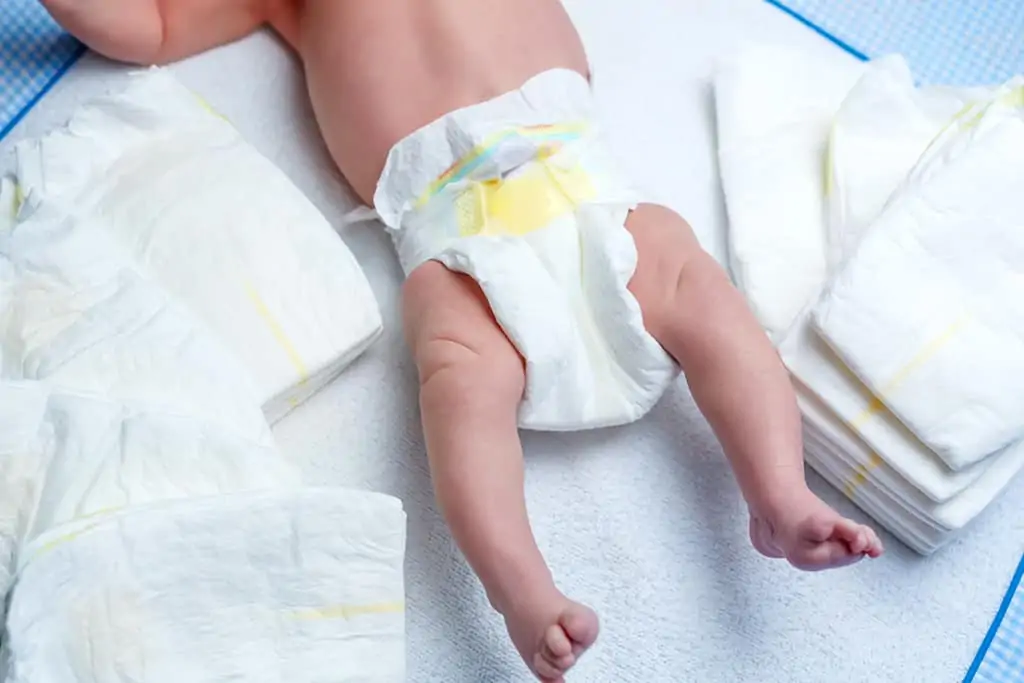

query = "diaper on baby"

[{"left": 373, "top": 69, "right": 678, "bottom": 431}]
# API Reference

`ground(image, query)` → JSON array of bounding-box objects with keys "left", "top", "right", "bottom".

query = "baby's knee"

[
  {"left": 403, "top": 263, "right": 525, "bottom": 404},
  {"left": 626, "top": 204, "right": 710, "bottom": 333},
  {"left": 417, "top": 335, "right": 525, "bottom": 409}
]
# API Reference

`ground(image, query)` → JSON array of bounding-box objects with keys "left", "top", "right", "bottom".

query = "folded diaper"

[
  {"left": 0, "top": 191, "right": 292, "bottom": 565},
  {"left": 0, "top": 177, "right": 16, "bottom": 234},
  {"left": 373, "top": 68, "right": 677, "bottom": 431},
  {"left": 12, "top": 69, "right": 382, "bottom": 424},
  {"left": 779, "top": 314, "right": 998, "bottom": 503},
  {"left": 824, "top": 56, "right": 991, "bottom": 270},
  {"left": 0, "top": 153, "right": 407, "bottom": 679},
  {"left": 798, "top": 383, "right": 1024, "bottom": 554},
  {"left": 0, "top": 382, "right": 49, "bottom": 613},
  {"left": 814, "top": 80, "right": 1024, "bottom": 471},
  {"left": 2, "top": 490, "right": 406, "bottom": 683},
  {"left": 714, "top": 45, "right": 866, "bottom": 339}
]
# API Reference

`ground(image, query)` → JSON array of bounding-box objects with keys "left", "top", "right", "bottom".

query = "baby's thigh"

[
  {"left": 402, "top": 261, "right": 525, "bottom": 387},
  {"left": 624, "top": 203, "right": 708, "bottom": 336}
]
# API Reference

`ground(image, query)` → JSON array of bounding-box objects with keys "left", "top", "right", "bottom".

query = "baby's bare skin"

[{"left": 43, "top": 1, "right": 883, "bottom": 679}]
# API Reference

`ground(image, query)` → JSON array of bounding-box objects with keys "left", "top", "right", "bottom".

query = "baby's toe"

[
  {"left": 533, "top": 651, "right": 566, "bottom": 683},
  {"left": 848, "top": 528, "right": 868, "bottom": 555},
  {"left": 542, "top": 623, "right": 573, "bottom": 659},
  {"left": 559, "top": 603, "right": 600, "bottom": 655},
  {"left": 535, "top": 624, "right": 576, "bottom": 679},
  {"left": 865, "top": 528, "right": 885, "bottom": 557},
  {"left": 791, "top": 538, "right": 863, "bottom": 571}
]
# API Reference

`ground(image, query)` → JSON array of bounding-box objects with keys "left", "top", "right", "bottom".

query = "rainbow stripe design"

[{"left": 415, "top": 121, "right": 590, "bottom": 207}]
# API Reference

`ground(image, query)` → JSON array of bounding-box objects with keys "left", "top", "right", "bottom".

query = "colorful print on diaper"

[
  {"left": 419, "top": 122, "right": 597, "bottom": 237},
  {"left": 416, "top": 122, "right": 590, "bottom": 207},
  {"left": 453, "top": 157, "right": 596, "bottom": 237}
]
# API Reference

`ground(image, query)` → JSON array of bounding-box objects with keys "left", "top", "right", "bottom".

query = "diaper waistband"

[
  {"left": 371, "top": 69, "right": 640, "bottom": 273},
  {"left": 373, "top": 69, "right": 598, "bottom": 228}
]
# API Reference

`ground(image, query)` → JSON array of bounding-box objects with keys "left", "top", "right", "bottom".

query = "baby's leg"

[
  {"left": 403, "top": 262, "right": 598, "bottom": 682},
  {"left": 625, "top": 205, "right": 884, "bottom": 570}
]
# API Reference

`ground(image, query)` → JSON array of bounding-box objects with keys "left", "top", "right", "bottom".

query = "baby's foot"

[
  {"left": 749, "top": 488, "right": 884, "bottom": 571},
  {"left": 501, "top": 591, "right": 599, "bottom": 682}
]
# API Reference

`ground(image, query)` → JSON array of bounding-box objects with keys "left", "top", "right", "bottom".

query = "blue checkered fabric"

[
  {"left": 768, "top": 0, "right": 1024, "bottom": 86},
  {"left": 965, "top": 554, "right": 1024, "bottom": 683},
  {"left": 0, "top": 0, "right": 84, "bottom": 140}
]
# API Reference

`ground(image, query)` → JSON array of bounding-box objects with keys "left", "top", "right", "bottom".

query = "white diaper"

[
  {"left": 12, "top": 69, "right": 383, "bottom": 425},
  {"left": 372, "top": 69, "right": 678, "bottom": 431}
]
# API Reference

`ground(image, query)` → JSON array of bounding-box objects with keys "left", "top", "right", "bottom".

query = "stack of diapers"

[
  {"left": 0, "top": 78, "right": 406, "bottom": 682},
  {"left": 716, "top": 45, "right": 1024, "bottom": 554},
  {"left": 11, "top": 68, "right": 383, "bottom": 424}
]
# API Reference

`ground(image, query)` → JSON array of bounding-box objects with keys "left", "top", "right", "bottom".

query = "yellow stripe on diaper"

[
  {"left": 244, "top": 282, "right": 309, "bottom": 383},
  {"left": 1000, "top": 85, "right": 1024, "bottom": 108},
  {"left": 290, "top": 600, "right": 405, "bottom": 621},
  {"left": 823, "top": 124, "right": 837, "bottom": 199},
  {"left": 841, "top": 317, "right": 966, "bottom": 495},
  {"left": 192, "top": 92, "right": 230, "bottom": 123},
  {"left": 843, "top": 452, "right": 885, "bottom": 498},
  {"left": 848, "top": 317, "right": 966, "bottom": 430},
  {"left": 454, "top": 158, "right": 596, "bottom": 238},
  {"left": 23, "top": 506, "right": 127, "bottom": 565}
]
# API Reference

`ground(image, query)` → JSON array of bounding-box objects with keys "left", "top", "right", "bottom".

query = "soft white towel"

[
  {"left": 12, "top": 69, "right": 382, "bottom": 424},
  {"left": 814, "top": 80, "right": 1024, "bottom": 471}
]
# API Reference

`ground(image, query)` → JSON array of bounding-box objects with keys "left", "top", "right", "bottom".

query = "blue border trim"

[
  {"left": 763, "top": 0, "right": 870, "bottom": 63},
  {"left": 963, "top": 552, "right": 1024, "bottom": 682},
  {"left": 0, "top": 41, "right": 86, "bottom": 142}
]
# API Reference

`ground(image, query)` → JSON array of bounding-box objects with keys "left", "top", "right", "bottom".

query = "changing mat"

[
  {"left": 771, "top": 0, "right": 1024, "bottom": 86},
  {"left": 0, "top": 0, "right": 83, "bottom": 141},
  {"left": 966, "top": 552, "right": 1024, "bottom": 683},
  {"left": 11, "top": 69, "right": 383, "bottom": 424}
]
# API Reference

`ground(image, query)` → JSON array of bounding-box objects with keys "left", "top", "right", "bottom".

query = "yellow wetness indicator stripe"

[
  {"left": 416, "top": 122, "right": 590, "bottom": 207},
  {"left": 192, "top": 92, "right": 230, "bottom": 123},
  {"left": 824, "top": 124, "right": 836, "bottom": 199},
  {"left": 841, "top": 317, "right": 966, "bottom": 494},
  {"left": 290, "top": 600, "right": 405, "bottom": 621},
  {"left": 454, "top": 156, "right": 596, "bottom": 238},
  {"left": 245, "top": 282, "right": 309, "bottom": 384},
  {"left": 23, "top": 506, "right": 126, "bottom": 565}
]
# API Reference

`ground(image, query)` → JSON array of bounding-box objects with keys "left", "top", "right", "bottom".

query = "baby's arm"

[{"left": 41, "top": 0, "right": 276, "bottom": 65}]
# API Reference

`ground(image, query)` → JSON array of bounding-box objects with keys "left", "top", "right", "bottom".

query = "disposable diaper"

[
  {"left": 2, "top": 490, "right": 406, "bottom": 683},
  {"left": 0, "top": 170, "right": 407, "bottom": 680},
  {"left": 798, "top": 383, "right": 1024, "bottom": 554},
  {"left": 814, "top": 80, "right": 1024, "bottom": 471},
  {"left": 13, "top": 69, "right": 382, "bottom": 424},
  {"left": 714, "top": 45, "right": 866, "bottom": 339},
  {"left": 373, "top": 69, "right": 677, "bottom": 431},
  {"left": 779, "top": 314, "right": 999, "bottom": 503},
  {"left": 715, "top": 45, "right": 1024, "bottom": 552},
  {"left": 825, "top": 56, "right": 992, "bottom": 270}
]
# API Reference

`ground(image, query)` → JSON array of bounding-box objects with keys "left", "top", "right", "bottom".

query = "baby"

[{"left": 43, "top": 1, "right": 884, "bottom": 680}]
